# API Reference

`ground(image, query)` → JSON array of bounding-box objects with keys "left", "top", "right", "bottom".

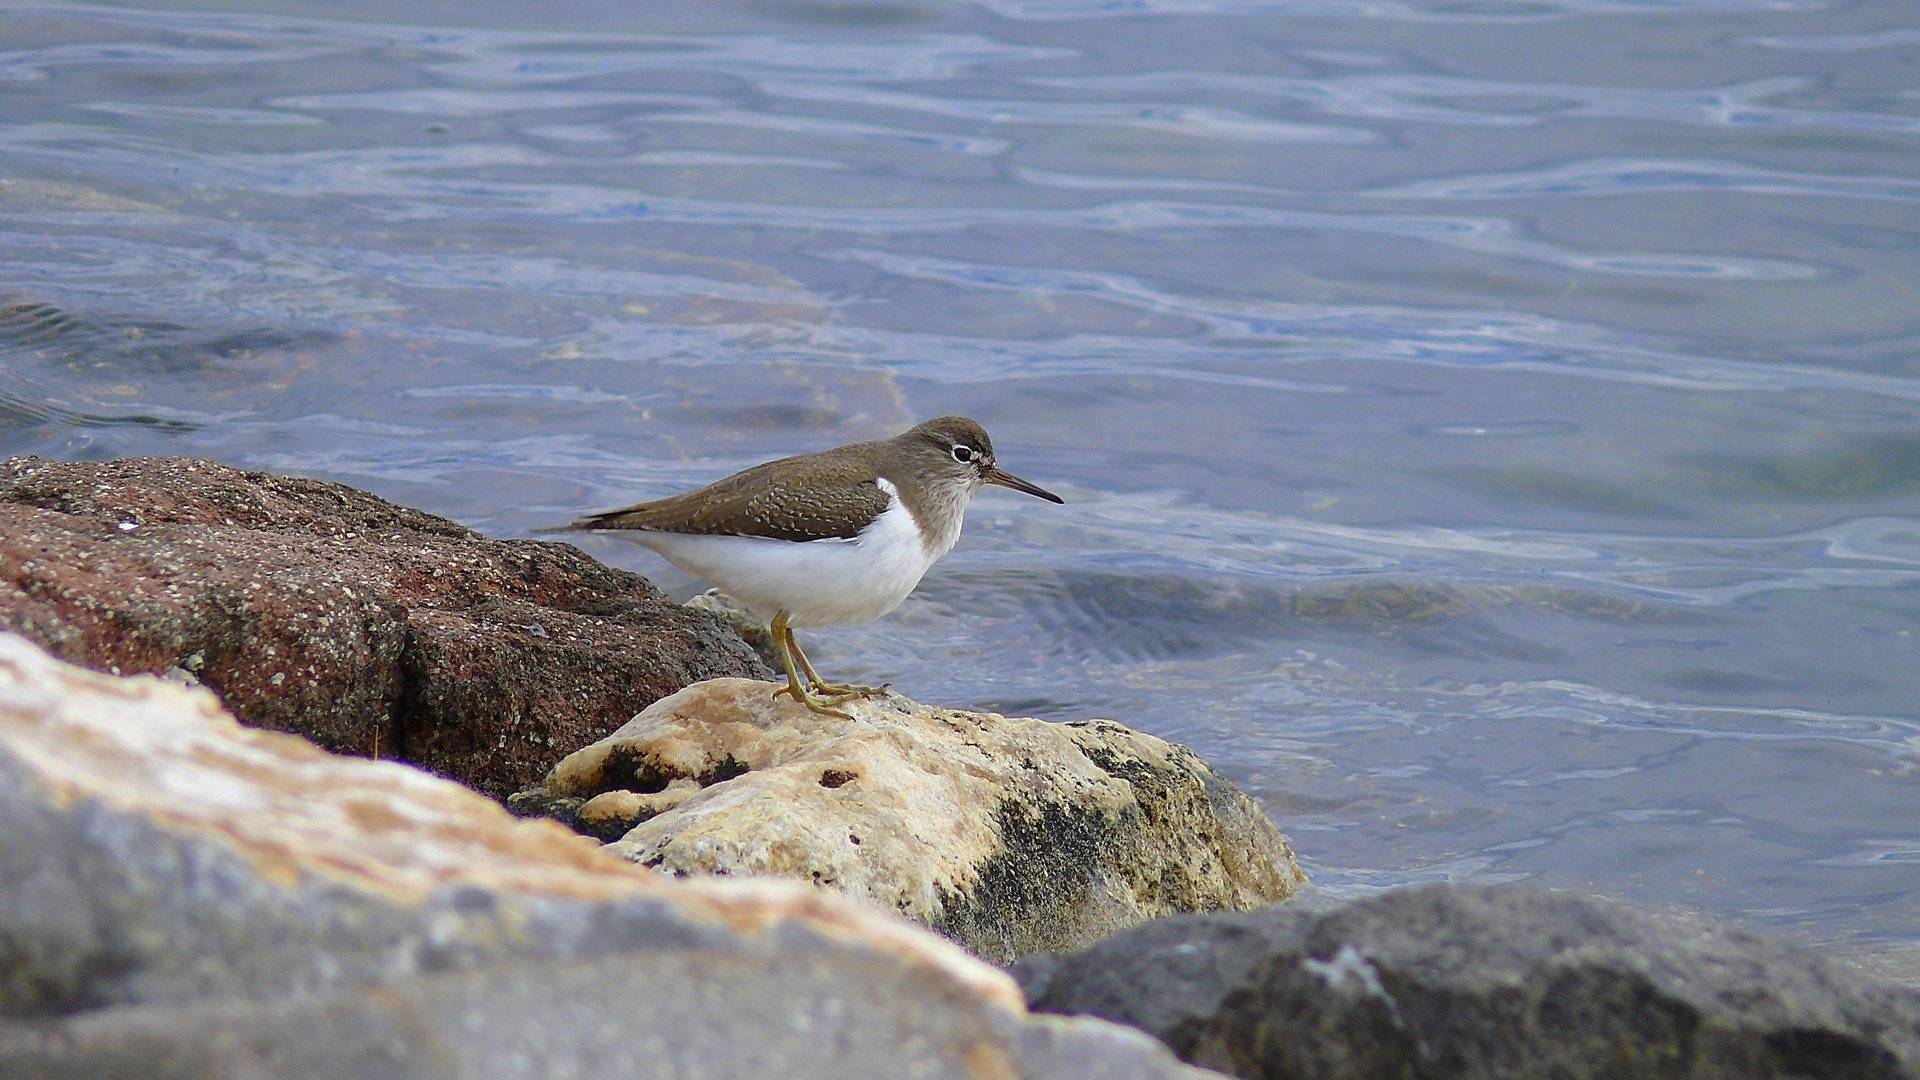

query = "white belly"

[{"left": 618, "top": 494, "right": 945, "bottom": 627}]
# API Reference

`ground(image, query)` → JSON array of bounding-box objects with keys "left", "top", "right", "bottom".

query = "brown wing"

[{"left": 561, "top": 445, "right": 889, "bottom": 543}]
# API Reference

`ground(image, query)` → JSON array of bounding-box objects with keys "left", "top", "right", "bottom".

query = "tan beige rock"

[
  {"left": 0, "top": 632, "right": 1008, "bottom": 1013},
  {"left": 512, "top": 678, "right": 1306, "bottom": 964},
  {"left": 0, "top": 630, "right": 1222, "bottom": 1076}
]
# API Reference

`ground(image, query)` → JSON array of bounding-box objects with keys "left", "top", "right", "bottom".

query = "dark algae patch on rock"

[
  {"left": 0, "top": 455, "right": 771, "bottom": 798},
  {"left": 1017, "top": 883, "right": 1920, "bottom": 1080},
  {"left": 929, "top": 791, "right": 1121, "bottom": 962}
]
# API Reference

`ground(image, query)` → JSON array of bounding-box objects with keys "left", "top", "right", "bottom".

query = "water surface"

[{"left": 4, "top": 0, "right": 1919, "bottom": 956}]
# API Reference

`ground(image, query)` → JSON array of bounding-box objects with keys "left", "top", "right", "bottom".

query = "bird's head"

[{"left": 899, "top": 415, "right": 1063, "bottom": 504}]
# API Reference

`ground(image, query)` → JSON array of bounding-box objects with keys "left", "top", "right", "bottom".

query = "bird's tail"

[{"left": 531, "top": 507, "right": 636, "bottom": 535}]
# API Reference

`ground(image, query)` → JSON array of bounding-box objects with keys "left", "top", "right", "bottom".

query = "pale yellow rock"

[
  {"left": 515, "top": 678, "right": 1306, "bottom": 963},
  {"left": 0, "top": 632, "right": 1018, "bottom": 1013},
  {"left": 0, "top": 633, "right": 1225, "bottom": 1077}
]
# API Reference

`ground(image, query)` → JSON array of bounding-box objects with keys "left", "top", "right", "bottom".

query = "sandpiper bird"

[{"left": 548, "top": 416, "right": 1063, "bottom": 717}]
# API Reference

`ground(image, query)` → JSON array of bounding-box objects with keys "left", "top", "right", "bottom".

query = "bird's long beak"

[{"left": 983, "top": 466, "right": 1064, "bottom": 504}]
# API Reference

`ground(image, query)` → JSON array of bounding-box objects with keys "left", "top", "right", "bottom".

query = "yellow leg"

[
  {"left": 785, "top": 625, "right": 888, "bottom": 699},
  {"left": 769, "top": 612, "right": 854, "bottom": 718}
]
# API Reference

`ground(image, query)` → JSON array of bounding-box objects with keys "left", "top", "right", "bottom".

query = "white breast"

[{"left": 618, "top": 477, "right": 949, "bottom": 628}]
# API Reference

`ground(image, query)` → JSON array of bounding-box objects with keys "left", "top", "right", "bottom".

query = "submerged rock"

[
  {"left": 0, "top": 454, "right": 770, "bottom": 797},
  {"left": 0, "top": 632, "right": 1208, "bottom": 1078},
  {"left": 1016, "top": 883, "right": 1920, "bottom": 1080},
  {"left": 511, "top": 678, "right": 1306, "bottom": 964}
]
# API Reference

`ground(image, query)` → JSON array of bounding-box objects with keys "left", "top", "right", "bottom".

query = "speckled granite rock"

[
  {"left": 0, "top": 632, "right": 1212, "bottom": 1078},
  {"left": 0, "top": 454, "right": 770, "bottom": 797},
  {"left": 1016, "top": 884, "right": 1920, "bottom": 1080},
  {"left": 511, "top": 678, "right": 1306, "bottom": 965}
]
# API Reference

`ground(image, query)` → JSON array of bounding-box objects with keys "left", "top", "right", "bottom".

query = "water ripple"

[
  {"left": 6, "top": 0, "right": 1920, "bottom": 951},
  {"left": 979, "top": 0, "right": 1823, "bottom": 23},
  {"left": 1036, "top": 71, "right": 1919, "bottom": 134},
  {"left": 1370, "top": 157, "right": 1920, "bottom": 203}
]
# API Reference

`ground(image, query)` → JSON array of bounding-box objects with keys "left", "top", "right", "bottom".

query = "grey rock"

[
  {"left": 0, "top": 947, "right": 1215, "bottom": 1080},
  {"left": 512, "top": 678, "right": 1306, "bottom": 965},
  {"left": 1017, "top": 883, "right": 1920, "bottom": 1080}
]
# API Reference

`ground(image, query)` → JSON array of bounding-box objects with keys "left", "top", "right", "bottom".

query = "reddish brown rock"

[{"left": 0, "top": 455, "right": 771, "bottom": 797}]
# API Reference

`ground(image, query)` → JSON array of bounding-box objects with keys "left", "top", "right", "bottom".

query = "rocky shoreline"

[
  {"left": 4, "top": 455, "right": 1917, "bottom": 1078},
  {"left": 0, "top": 632, "right": 1197, "bottom": 1078}
]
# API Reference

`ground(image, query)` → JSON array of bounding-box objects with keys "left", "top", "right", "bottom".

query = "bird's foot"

[
  {"left": 808, "top": 679, "right": 889, "bottom": 699},
  {"left": 772, "top": 682, "right": 855, "bottom": 720}
]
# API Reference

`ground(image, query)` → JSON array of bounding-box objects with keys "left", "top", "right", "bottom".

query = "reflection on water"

[{"left": 3, "top": 0, "right": 1918, "bottom": 951}]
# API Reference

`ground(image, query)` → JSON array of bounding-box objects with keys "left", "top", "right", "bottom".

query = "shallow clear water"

[{"left": 4, "top": 0, "right": 1919, "bottom": 955}]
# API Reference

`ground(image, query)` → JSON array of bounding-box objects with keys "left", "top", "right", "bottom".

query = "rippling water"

[{"left": 4, "top": 0, "right": 1919, "bottom": 955}]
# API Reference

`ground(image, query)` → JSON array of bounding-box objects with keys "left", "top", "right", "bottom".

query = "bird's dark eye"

[{"left": 951, "top": 444, "right": 975, "bottom": 463}]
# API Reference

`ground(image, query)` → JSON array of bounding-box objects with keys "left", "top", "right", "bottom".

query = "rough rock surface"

[
  {"left": 1016, "top": 883, "right": 1920, "bottom": 1080},
  {"left": 0, "top": 632, "right": 1211, "bottom": 1078},
  {"left": 0, "top": 946, "right": 1213, "bottom": 1080},
  {"left": 0, "top": 454, "right": 771, "bottom": 797},
  {"left": 511, "top": 678, "right": 1306, "bottom": 965}
]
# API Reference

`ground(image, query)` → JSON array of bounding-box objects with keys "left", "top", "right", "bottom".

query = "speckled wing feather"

[{"left": 564, "top": 444, "right": 890, "bottom": 542}]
